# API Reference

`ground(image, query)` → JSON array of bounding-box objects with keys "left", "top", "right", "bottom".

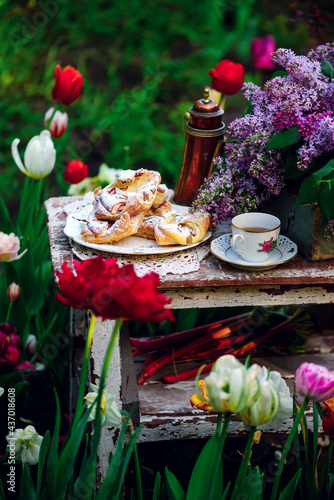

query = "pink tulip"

[
  {"left": 250, "top": 34, "right": 276, "bottom": 70},
  {"left": 0, "top": 232, "right": 27, "bottom": 262},
  {"left": 295, "top": 362, "right": 334, "bottom": 402}
]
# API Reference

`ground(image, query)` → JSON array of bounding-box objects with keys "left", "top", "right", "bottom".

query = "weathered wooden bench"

[{"left": 45, "top": 196, "right": 334, "bottom": 478}]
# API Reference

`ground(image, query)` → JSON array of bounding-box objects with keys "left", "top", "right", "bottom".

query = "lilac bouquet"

[{"left": 193, "top": 42, "right": 334, "bottom": 234}]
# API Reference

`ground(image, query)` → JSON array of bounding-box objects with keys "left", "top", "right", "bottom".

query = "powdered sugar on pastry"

[
  {"left": 154, "top": 210, "right": 211, "bottom": 246},
  {"left": 94, "top": 169, "right": 162, "bottom": 220},
  {"left": 81, "top": 210, "right": 146, "bottom": 243}
]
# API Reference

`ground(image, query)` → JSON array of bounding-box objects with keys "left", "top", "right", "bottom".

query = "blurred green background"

[{"left": 1, "top": 0, "right": 333, "bottom": 211}]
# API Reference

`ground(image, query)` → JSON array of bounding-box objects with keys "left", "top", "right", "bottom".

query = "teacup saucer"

[{"left": 210, "top": 234, "right": 298, "bottom": 271}]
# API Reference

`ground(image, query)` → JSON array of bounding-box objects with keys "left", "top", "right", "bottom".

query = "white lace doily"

[{"left": 63, "top": 194, "right": 210, "bottom": 277}]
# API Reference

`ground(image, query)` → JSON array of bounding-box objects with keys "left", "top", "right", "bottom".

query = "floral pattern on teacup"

[{"left": 258, "top": 237, "right": 277, "bottom": 253}]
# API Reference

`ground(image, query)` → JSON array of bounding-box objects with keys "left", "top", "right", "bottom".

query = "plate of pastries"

[{"left": 63, "top": 168, "right": 212, "bottom": 255}]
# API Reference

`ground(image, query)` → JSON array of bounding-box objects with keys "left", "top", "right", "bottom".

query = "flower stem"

[
  {"left": 73, "top": 313, "right": 96, "bottom": 428},
  {"left": 90, "top": 318, "right": 123, "bottom": 451},
  {"left": 319, "top": 437, "right": 333, "bottom": 499},
  {"left": 270, "top": 397, "right": 309, "bottom": 500},
  {"left": 218, "top": 93, "right": 226, "bottom": 110},
  {"left": 99, "top": 318, "right": 123, "bottom": 386},
  {"left": 5, "top": 301, "right": 13, "bottom": 323},
  {"left": 207, "top": 412, "right": 231, "bottom": 499},
  {"left": 230, "top": 426, "right": 257, "bottom": 500},
  {"left": 220, "top": 412, "right": 231, "bottom": 446},
  {"left": 216, "top": 412, "right": 223, "bottom": 435}
]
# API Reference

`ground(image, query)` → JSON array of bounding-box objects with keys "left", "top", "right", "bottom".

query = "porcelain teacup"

[{"left": 231, "top": 213, "right": 281, "bottom": 263}]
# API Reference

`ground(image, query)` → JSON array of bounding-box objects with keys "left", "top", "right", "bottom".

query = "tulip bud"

[
  {"left": 52, "top": 65, "right": 83, "bottom": 105},
  {"left": 11, "top": 130, "right": 56, "bottom": 180},
  {"left": 26, "top": 334, "right": 38, "bottom": 356},
  {"left": 44, "top": 107, "right": 68, "bottom": 139},
  {"left": 64, "top": 159, "right": 89, "bottom": 184},
  {"left": 7, "top": 282, "right": 20, "bottom": 302},
  {"left": 208, "top": 59, "right": 245, "bottom": 96}
]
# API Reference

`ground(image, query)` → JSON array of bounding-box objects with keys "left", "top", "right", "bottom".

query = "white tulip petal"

[
  {"left": 25, "top": 136, "right": 42, "bottom": 178},
  {"left": 11, "top": 138, "right": 30, "bottom": 177}
]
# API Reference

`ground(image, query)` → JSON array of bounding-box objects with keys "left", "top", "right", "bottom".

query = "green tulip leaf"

[
  {"left": 153, "top": 472, "right": 164, "bottom": 500},
  {"left": 278, "top": 468, "right": 302, "bottom": 499},
  {"left": 44, "top": 391, "right": 61, "bottom": 498},
  {"left": 328, "top": 473, "right": 334, "bottom": 498},
  {"left": 266, "top": 125, "right": 302, "bottom": 150},
  {"left": 318, "top": 180, "right": 334, "bottom": 223},
  {"left": 185, "top": 433, "right": 223, "bottom": 500},
  {"left": 0, "top": 195, "right": 14, "bottom": 233},
  {"left": 321, "top": 60, "right": 334, "bottom": 80},
  {"left": 165, "top": 468, "right": 185, "bottom": 500},
  {"left": 18, "top": 464, "right": 37, "bottom": 500},
  {"left": 295, "top": 177, "right": 319, "bottom": 206},
  {"left": 36, "top": 431, "right": 50, "bottom": 498},
  {"left": 222, "top": 481, "right": 231, "bottom": 500},
  {"left": 236, "top": 467, "right": 263, "bottom": 500}
]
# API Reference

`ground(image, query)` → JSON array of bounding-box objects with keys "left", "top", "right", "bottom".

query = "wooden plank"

[{"left": 164, "top": 285, "right": 334, "bottom": 308}]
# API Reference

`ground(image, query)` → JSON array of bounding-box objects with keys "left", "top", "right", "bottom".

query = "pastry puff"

[
  {"left": 136, "top": 202, "right": 173, "bottom": 239},
  {"left": 154, "top": 211, "right": 211, "bottom": 246},
  {"left": 152, "top": 184, "right": 169, "bottom": 207},
  {"left": 94, "top": 169, "right": 161, "bottom": 220},
  {"left": 81, "top": 210, "right": 146, "bottom": 244},
  {"left": 145, "top": 200, "right": 172, "bottom": 217},
  {"left": 136, "top": 216, "right": 160, "bottom": 240}
]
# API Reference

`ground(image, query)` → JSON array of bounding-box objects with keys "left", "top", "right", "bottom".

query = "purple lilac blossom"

[
  {"left": 308, "top": 42, "right": 334, "bottom": 66},
  {"left": 325, "top": 219, "right": 334, "bottom": 239},
  {"left": 193, "top": 44, "right": 334, "bottom": 228}
]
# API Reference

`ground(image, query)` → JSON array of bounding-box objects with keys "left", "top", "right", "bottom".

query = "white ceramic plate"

[
  {"left": 210, "top": 234, "right": 298, "bottom": 271},
  {"left": 64, "top": 204, "right": 212, "bottom": 255}
]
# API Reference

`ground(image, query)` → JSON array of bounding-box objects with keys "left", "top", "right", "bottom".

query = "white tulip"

[
  {"left": 0, "top": 387, "right": 4, "bottom": 397},
  {"left": 257, "top": 368, "right": 293, "bottom": 430},
  {"left": 238, "top": 377, "right": 280, "bottom": 427},
  {"left": 11, "top": 130, "right": 56, "bottom": 180},
  {"left": 205, "top": 355, "right": 261, "bottom": 413}
]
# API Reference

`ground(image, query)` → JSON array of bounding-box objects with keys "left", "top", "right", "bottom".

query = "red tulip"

[
  {"left": 64, "top": 159, "right": 89, "bottom": 184},
  {"left": 52, "top": 65, "right": 83, "bottom": 106},
  {"left": 56, "top": 254, "right": 174, "bottom": 323},
  {"left": 209, "top": 60, "right": 245, "bottom": 95},
  {"left": 0, "top": 324, "right": 35, "bottom": 372},
  {"left": 250, "top": 35, "right": 276, "bottom": 70},
  {"left": 322, "top": 398, "right": 334, "bottom": 437}
]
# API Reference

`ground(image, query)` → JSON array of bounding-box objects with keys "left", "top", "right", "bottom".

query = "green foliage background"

[{"left": 0, "top": 0, "right": 318, "bottom": 209}]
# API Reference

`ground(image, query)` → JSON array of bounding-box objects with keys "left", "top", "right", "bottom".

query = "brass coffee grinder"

[{"left": 172, "top": 88, "right": 225, "bottom": 206}]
